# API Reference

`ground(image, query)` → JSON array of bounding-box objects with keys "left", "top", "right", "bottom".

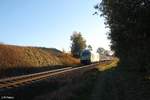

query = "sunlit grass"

[
  {"left": 96, "top": 58, "right": 119, "bottom": 71},
  {"left": 0, "top": 44, "right": 80, "bottom": 78}
]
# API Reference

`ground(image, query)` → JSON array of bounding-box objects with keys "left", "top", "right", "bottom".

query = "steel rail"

[{"left": 0, "top": 63, "right": 98, "bottom": 89}]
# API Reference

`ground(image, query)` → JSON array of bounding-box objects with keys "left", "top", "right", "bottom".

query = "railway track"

[{"left": 0, "top": 63, "right": 98, "bottom": 90}]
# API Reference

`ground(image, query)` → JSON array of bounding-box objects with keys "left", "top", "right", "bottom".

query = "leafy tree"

[
  {"left": 103, "top": 50, "right": 109, "bottom": 56},
  {"left": 95, "top": 0, "right": 150, "bottom": 72},
  {"left": 70, "top": 32, "right": 86, "bottom": 58},
  {"left": 88, "top": 45, "right": 93, "bottom": 51},
  {"left": 97, "top": 47, "right": 105, "bottom": 61}
]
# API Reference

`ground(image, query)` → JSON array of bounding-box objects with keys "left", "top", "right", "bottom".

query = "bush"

[{"left": 95, "top": 0, "right": 150, "bottom": 72}]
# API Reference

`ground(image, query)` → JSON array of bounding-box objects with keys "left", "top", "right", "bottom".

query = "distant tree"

[
  {"left": 97, "top": 47, "right": 105, "bottom": 61},
  {"left": 87, "top": 45, "right": 92, "bottom": 51},
  {"left": 70, "top": 32, "right": 86, "bottom": 58},
  {"left": 103, "top": 50, "right": 109, "bottom": 56},
  {"left": 95, "top": 0, "right": 150, "bottom": 72}
]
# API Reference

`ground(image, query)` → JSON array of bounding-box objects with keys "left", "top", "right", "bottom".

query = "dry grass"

[
  {"left": 0, "top": 44, "right": 79, "bottom": 78},
  {"left": 96, "top": 58, "right": 119, "bottom": 71},
  {"left": 32, "top": 69, "right": 99, "bottom": 100}
]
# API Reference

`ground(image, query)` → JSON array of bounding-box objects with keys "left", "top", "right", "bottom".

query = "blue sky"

[{"left": 0, "top": 0, "right": 110, "bottom": 52}]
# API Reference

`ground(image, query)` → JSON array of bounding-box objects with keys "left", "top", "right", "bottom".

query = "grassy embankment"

[{"left": 0, "top": 44, "right": 80, "bottom": 78}]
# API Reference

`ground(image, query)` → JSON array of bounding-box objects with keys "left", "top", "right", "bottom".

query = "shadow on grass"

[
  {"left": 0, "top": 64, "right": 82, "bottom": 79},
  {"left": 91, "top": 67, "right": 150, "bottom": 100},
  {"left": 32, "top": 69, "right": 100, "bottom": 100},
  {"left": 4, "top": 63, "right": 149, "bottom": 100}
]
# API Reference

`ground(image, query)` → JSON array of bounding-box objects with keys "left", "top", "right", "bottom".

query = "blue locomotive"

[{"left": 80, "top": 49, "right": 92, "bottom": 64}]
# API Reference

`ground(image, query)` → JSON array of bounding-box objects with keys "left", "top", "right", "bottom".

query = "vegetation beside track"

[
  {"left": 32, "top": 60, "right": 117, "bottom": 100},
  {"left": 1, "top": 60, "right": 117, "bottom": 100},
  {"left": 96, "top": 58, "right": 119, "bottom": 71}
]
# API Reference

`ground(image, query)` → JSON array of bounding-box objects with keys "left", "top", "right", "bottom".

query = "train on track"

[
  {"left": 80, "top": 49, "right": 91, "bottom": 64},
  {"left": 80, "top": 49, "right": 99, "bottom": 64}
]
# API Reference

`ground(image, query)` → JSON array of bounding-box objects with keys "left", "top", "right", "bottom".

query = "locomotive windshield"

[
  {"left": 82, "top": 52, "right": 90, "bottom": 56},
  {"left": 81, "top": 51, "right": 91, "bottom": 56}
]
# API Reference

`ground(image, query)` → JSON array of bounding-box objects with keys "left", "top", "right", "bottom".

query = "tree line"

[
  {"left": 70, "top": 31, "right": 109, "bottom": 60},
  {"left": 94, "top": 0, "right": 150, "bottom": 72}
]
